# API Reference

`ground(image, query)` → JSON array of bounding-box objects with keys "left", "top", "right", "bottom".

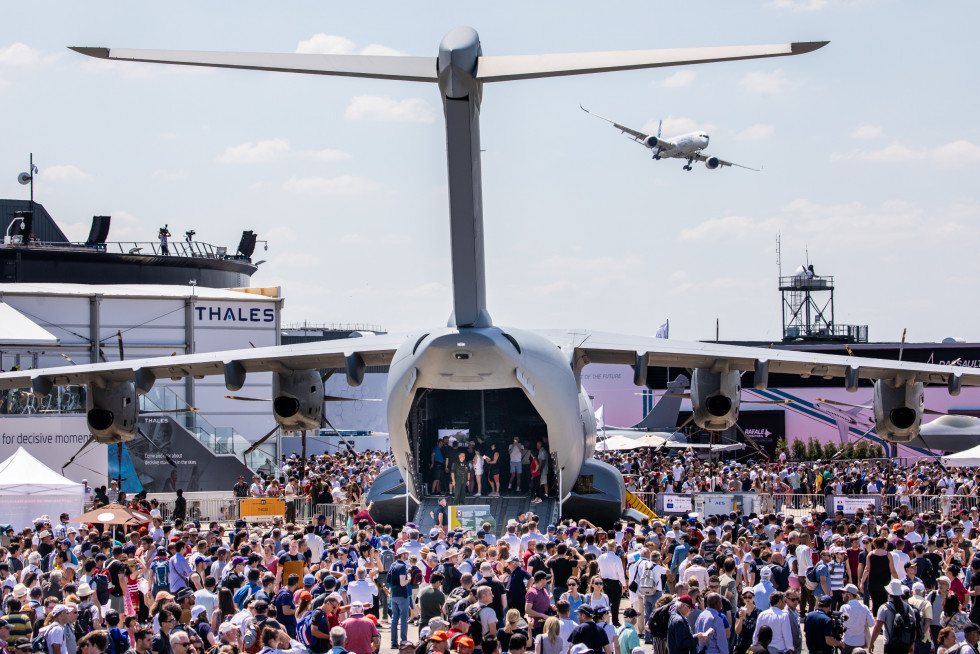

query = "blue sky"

[{"left": 2, "top": 1, "right": 978, "bottom": 342}]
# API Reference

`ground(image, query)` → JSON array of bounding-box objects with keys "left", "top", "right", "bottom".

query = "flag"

[
  {"left": 594, "top": 406, "right": 604, "bottom": 431},
  {"left": 655, "top": 320, "right": 669, "bottom": 339}
]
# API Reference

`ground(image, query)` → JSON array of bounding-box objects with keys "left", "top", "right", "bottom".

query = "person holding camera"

[
  {"left": 840, "top": 584, "right": 875, "bottom": 654},
  {"left": 804, "top": 596, "right": 845, "bottom": 654}
]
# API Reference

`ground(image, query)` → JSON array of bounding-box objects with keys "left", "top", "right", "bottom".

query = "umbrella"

[{"left": 69, "top": 503, "right": 150, "bottom": 527}]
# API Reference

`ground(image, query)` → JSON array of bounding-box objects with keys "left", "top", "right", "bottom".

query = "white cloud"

[
  {"left": 679, "top": 199, "right": 979, "bottom": 250},
  {"left": 215, "top": 139, "right": 290, "bottom": 164},
  {"left": 152, "top": 170, "right": 188, "bottom": 181},
  {"left": 345, "top": 95, "right": 435, "bottom": 123},
  {"left": 660, "top": 70, "right": 696, "bottom": 88},
  {"left": 39, "top": 165, "right": 92, "bottom": 182},
  {"left": 830, "top": 140, "right": 980, "bottom": 168},
  {"left": 764, "top": 0, "right": 830, "bottom": 10},
  {"left": 339, "top": 234, "right": 365, "bottom": 244},
  {"left": 850, "top": 125, "right": 883, "bottom": 140},
  {"left": 307, "top": 148, "right": 351, "bottom": 162},
  {"left": 643, "top": 116, "right": 717, "bottom": 136},
  {"left": 283, "top": 175, "right": 379, "bottom": 196},
  {"left": 295, "top": 34, "right": 406, "bottom": 56},
  {"left": 0, "top": 43, "right": 40, "bottom": 66},
  {"left": 740, "top": 69, "right": 795, "bottom": 95},
  {"left": 735, "top": 124, "right": 775, "bottom": 141}
]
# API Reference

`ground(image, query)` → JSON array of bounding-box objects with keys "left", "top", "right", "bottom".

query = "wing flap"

[
  {"left": 544, "top": 330, "right": 978, "bottom": 387},
  {"left": 0, "top": 333, "right": 407, "bottom": 391}
]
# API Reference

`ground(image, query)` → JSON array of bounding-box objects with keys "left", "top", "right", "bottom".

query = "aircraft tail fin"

[
  {"left": 634, "top": 373, "right": 689, "bottom": 430},
  {"left": 475, "top": 42, "right": 827, "bottom": 82},
  {"left": 657, "top": 119, "right": 662, "bottom": 139}
]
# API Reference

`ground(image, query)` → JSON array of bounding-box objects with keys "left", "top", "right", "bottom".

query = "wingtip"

[
  {"left": 791, "top": 41, "right": 830, "bottom": 54},
  {"left": 69, "top": 46, "right": 110, "bottom": 59}
]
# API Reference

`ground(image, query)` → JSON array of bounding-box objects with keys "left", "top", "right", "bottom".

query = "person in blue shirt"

[
  {"left": 671, "top": 536, "right": 691, "bottom": 578},
  {"left": 695, "top": 594, "right": 730, "bottom": 654},
  {"left": 388, "top": 548, "right": 412, "bottom": 649},
  {"left": 752, "top": 568, "right": 776, "bottom": 611},
  {"left": 430, "top": 438, "right": 446, "bottom": 494},
  {"left": 668, "top": 596, "right": 711, "bottom": 654},
  {"left": 274, "top": 573, "right": 299, "bottom": 637},
  {"left": 803, "top": 596, "right": 843, "bottom": 654}
]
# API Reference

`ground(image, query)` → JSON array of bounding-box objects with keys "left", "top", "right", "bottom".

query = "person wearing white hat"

[
  {"left": 43, "top": 605, "right": 72, "bottom": 654},
  {"left": 839, "top": 584, "right": 874, "bottom": 654},
  {"left": 74, "top": 583, "right": 103, "bottom": 633},
  {"left": 869, "top": 579, "right": 919, "bottom": 654}
]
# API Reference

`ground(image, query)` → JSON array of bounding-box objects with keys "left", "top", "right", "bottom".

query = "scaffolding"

[{"left": 779, "top": 274, "right": 868, "bottom": 343}]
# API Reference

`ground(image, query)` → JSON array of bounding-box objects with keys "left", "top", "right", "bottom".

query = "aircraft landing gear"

[{"left": 683, "top": 157, "right": 694, "bottom": 171}]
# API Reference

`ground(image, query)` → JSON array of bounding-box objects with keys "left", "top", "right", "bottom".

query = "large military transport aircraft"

[{"left": 2, "top": 28, "right": 974, "bottom": 525}]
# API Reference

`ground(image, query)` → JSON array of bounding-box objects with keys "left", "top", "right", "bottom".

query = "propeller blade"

[
  {"left": 321, "top": 369, "right": 336, "bottom": 383},
  {"left": 116, "top": 329, "right": 125, "bottom": 361},
  {"left": 137, "top": 427, "right": 177, "bottom": 467},
  {"left": 815, "top": 398, "right": 871, "bottom": 410},
  {"left": 224, "top": 395, "right": 271, "bottom": 402},
  {"left": 735, "top": 423, "right": 770, "bottom": 460},
  {"left": 60, "top": 353, "right": 77, "bottom": 365},
  {"left": 323, "top": 395, "right": 382, "bottom": 403},
  {"left": 924, "top": 408, "right": 947, "bottom": 415},
  {"left": 63, "top": 435, "right": 97, "bottom": 471},
  {"left": 322, "top": 415, "right": 341, "bottom": 435},
  {"left": 243, "top": 424, "right": 280, "bottom": 456},
  {"left": 744, "top": 399, "right": 794, "bottom": 404}
]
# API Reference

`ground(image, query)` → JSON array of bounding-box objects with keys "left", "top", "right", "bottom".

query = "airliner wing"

[
  {"left": 579, "top": 105, "right": 677, "bottom": 151},
  {"left": 693, "top": 152, "right": 760, "bottom": 171},
  {"left": 542, "top": 330, "right": 979, "bottom": 390},
  {"left": 0, "top": 333, "right": 409, "bottom": 393}
]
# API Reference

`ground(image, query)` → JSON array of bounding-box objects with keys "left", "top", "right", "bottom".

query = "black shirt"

[
  {"left": 108, "top": 559, "right": 126, "bottom": 597},
  {"left": 569, "top": 621, "right": 609, "bottom": 654},
  {"left": 804, "top": 610, "right": 834, "bottom": 654},
  {"left": 548, "top": 557, "right": 575, "bottom": 588}
]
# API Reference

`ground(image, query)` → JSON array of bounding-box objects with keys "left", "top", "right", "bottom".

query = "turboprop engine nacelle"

[
  {"left": 705, "top": 157, "right": 721, "bottom": 170},
  {"left": 272, "top": 370, "right": 323, "bottom": 431},
  {"left": 691, "top": 368, "right": 741, "bottom": 430},
  {"left": 873, "top": 379, "right": 924, "bottom": 443},
  {"left": 87, "top": 380, "right": 139, "bottom": 444}
]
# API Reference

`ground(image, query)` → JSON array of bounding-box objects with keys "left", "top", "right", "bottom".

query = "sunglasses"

[{"left": 786, "top": 597, "right": 799, "bottom": 602}]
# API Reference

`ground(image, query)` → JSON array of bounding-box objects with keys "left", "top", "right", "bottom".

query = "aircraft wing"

[
  {"left": 693, "top": 152, "right": 760, "bottom": 171},
  {"left": 542, "top": 330, "right": 979, "bottom": 390},
  {"left": 0, "top": 332, "right": 409, "bottom": 392},
  {"left": 579, "top": 105, "right": 676, "bottom": 151}
]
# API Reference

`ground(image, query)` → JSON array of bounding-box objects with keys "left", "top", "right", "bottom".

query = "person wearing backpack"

[
  {"left": 871, "top": 580, "right": 921, "bottom": 654},
  {"left": 35, "top": 605, "right": 71, "bottom": 654},
  {"left": 73, "top": 583, "right": 102, "bottom": 638}
]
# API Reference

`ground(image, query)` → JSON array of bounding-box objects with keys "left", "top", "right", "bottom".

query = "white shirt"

[
  {"left": 597, "top": 551, "right": 625, "bottom": 584},
  {"left": 753, "top": 606, "right": 794, "bottom": 653},
  {"left": 347, "top": 579, "right": 378, "bottom": 606},
  {"left": 840, "top": 599, "right": 875, "bottom": 646},
  {"left": 501, "top": 533, "right": 521, "bottom": 555},
  {"left": 194, "top": 588, "right": 219, "bottom": 617}
]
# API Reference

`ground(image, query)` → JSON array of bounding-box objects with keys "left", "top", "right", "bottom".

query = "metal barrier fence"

[
  {"left": 315, "top": 504, "right": 357, "bottom": 530},
  {"left": 632, "top": 491, "right": 980, "bottom": 520}
]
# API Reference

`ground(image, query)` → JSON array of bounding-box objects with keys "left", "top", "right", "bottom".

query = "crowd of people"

[{"left": 10, "top": 445, "right": 980, "bottom": 654}]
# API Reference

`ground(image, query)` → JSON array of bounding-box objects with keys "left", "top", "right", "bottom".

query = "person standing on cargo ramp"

[
  {"left": 508, "top": 437, "right": 525, "bottom": 493},
  {"left": 451, "top": 451, "right": 468, "bottom": 506}
]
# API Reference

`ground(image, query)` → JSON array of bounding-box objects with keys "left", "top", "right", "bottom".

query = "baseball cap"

[
  {"left": 456, "top": 636, "right": 475, "bottom": 648},
  {"left": 451, "top": 611, "right": 472, "bottom": 624},
  {"left": 428, "top": 631, "right": 449, "bottom": 642},
  {"left": 676, "top": 595, "right": 696, "bottom": 609},
  {"left": 533, "top": 571, "right": 551, "bottom": 582},
  {"left": 623, "top": 608, "right": 638, "bottom": 619},
  {"left": 303, "top": 574, "right": 316, "bottom": 585},
  {"left": 817, "top": 595, "right": 833, "bottom": 607},
  {"left": 576, "top": 605, "right": 595, "bottom": 617}
]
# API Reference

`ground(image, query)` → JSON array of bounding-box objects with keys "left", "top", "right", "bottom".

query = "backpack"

[
  {"left": 410, "top": 566, "right": 424, "bottom": 588},
  {"left": 380, "top": 548, "right": 395, "bottom": 573},
  {"left": 884, "top": 603, "right": 918, "bottom": 653},
  {"left": 804, "top": 564, "right": 819, "bottom": 590},
  {"left": 638, "top": 562, "right": 658, "bottom": 597},
  {"left": 32, "top": 624, "right": 54, "bottom": 653},
  {"left": 444, "top": 586, "right": 469, "bottom": 613},
  {"left": 234, "top": 582, "right": 259, "bottom": 608},
  {"left": 648, "top": 604, "right": 671, "bottom": 639},
  {"left": 244, "top": 616, "right": 269, "bottom": 654},
  {"left": 92, "top": 571, "right": 112, "bottom": 605},
  {"left": 74, "top": 602, "right": 94, "bottom": 637},
  {"left": 108, "top": 627, "right": 130, "bottom": 654},
  {"left": 465, "top": 604, "right": 484, "bottom": 647},
  {"left": 151, "top": 560, "right": 170, "bottom": 595}
]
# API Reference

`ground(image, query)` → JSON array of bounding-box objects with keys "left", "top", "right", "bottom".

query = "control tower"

[{"left": 779, "top": 266, "right": 868, "bottom": 343}]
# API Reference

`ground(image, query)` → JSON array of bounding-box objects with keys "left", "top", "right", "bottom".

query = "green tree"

[
  {"left": 776, "top": 437, "right": 789, "bottom": 459},
  {"left": 853, "top": 441, "right": 869, "bottom": 460},
  {"left": 792, "top": 439, "right": 808, "bottom": 461},
  {"left": 823, "top": 441, "right": 839, "bottom": 459},
  {"left": 807, "top": 437, "right": 822, "bottom": 460}
]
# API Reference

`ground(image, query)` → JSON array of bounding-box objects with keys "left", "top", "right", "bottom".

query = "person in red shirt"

[{"left": 340, "top": 602, "right": 380, "bottom": 654}]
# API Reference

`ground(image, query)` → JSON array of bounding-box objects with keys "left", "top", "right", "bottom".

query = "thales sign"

[{"left": 195, "top": 305, "right": 275, "bottom": 323}]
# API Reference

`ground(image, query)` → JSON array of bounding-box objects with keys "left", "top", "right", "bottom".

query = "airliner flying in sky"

[{"left": 580, "top": 105, "right": 759, "bottom": 171}]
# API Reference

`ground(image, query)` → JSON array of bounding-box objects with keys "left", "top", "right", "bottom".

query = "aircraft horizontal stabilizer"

[
  {"left": 476, "top": 42, "right": 828, "bottom": 82},
  {"left": 68, "top": 47, "right": 438, "bottom": 83}
]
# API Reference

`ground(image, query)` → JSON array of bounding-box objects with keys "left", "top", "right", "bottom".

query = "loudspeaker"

[
  {"left": 86, "top": 215, "right": 111, "bottom": 246},
  {"left": 237, "top": 230, "right": 257, "bottom": 258}
]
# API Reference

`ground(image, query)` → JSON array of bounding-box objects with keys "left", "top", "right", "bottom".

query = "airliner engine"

[
  {"left": 86, "top": 381, "right": 139, "bottom": 443},
  {"left": 643, "top": 135, "right": 659, "bottom": 148},
  {"left": 691, "top": 368, "right": 741, "bottom": 430},
  {"left": 873, "top": 379, "right": 924, "bottom": 442},
  {"left": 272, "top": 370, "right": 324, "bottom": 431},
  {"left": 704, "top": 157, "right": 721, "bottom": 170}
]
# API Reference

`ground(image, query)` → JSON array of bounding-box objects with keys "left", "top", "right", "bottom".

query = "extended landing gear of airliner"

[{"left": 683, "top": 157, "right": 694, "bottom": 171}]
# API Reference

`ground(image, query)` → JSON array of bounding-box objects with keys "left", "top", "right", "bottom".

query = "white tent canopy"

[
  {"left": 942, "top": 442, "right": 980, "bottom": 467},
  {"left": 0, "top": 303, "right": 58, "bottom": 345},
  {"left": 0, "top": 447, "right": 84, "bottom": 531}
]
